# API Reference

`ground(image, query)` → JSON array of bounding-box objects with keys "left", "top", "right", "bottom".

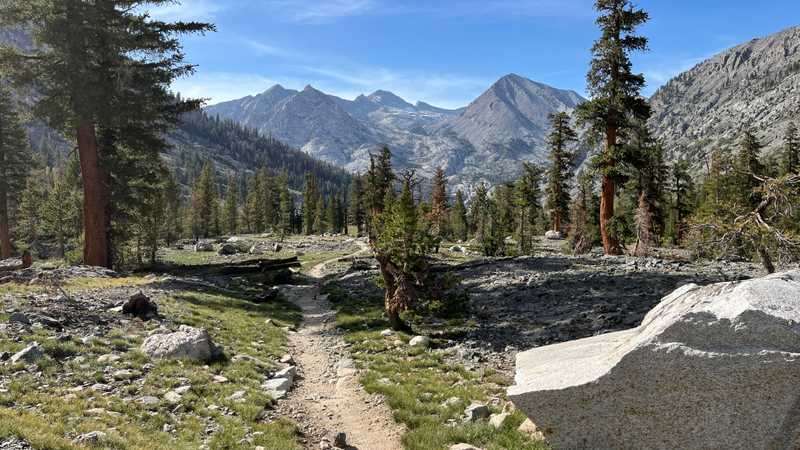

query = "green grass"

[
  {"left": 325, "top": 282, "right": 549, "bottom": 450},
  {"left": 0, "top": 272, "right": 303, "bottom": 449}
]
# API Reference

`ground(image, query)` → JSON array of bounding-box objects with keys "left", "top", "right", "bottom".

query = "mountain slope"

[
  {"left": 649, "top": 26, "right": 800, "bottom": 164},
  {"left": 206, "top": 74, "right": 585, "bottom": 190}
]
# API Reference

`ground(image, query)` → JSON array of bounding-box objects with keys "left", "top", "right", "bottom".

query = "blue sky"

[{"left": 152, "top": 0, "right": 800, "bottom": 109}]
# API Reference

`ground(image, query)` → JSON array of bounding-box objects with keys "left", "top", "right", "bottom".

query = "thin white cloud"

[
  {"left": 242, "top": 39, "right": 296, "bottom": 59},
  {"left": 172, "top": 72, "right": 280, "bottom": 105},
  {"left": 147, "top": 0, "right": 224, "bottom": 21},
  {"left": 266, "top": 0, "right": 376, "bottom": 24}
]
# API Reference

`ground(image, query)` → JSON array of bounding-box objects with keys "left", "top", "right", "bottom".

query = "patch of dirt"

[{"left": 280, "top": 242, "right": 404, "bottom": 450}]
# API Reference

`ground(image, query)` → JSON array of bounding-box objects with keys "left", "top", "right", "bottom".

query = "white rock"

[
  {"left": 508, "top": 271, "right": 800, "bottom": 450},
  {"left": 263, "top": 377, "right": 292, "bottom": 399},
  {"left": 544, "top": 230, "right": 563, "bottom": 240},
  {"left": 380, "top": 329, "right": 394, "bottom": 337},
  {"left": 449, "top": 444, "right": 483, "bottom": 450},
  {"left": 164, "top": 391, "right": 182, "bottom": 404},
  {"left": 73, "top": 431, "right": 107, "bottom": 445},
  {"left": 409, "top": 336, "right": 430, "bottom": 348},
  {"left": 489, "top": 412, "right": 511, "bottom": 429},
  {"left": 140, "top": 325, "right": 222, "bottom": 362}
]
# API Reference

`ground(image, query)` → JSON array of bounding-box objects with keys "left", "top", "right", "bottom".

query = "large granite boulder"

[
  {"left": 141, "top": 325, "right": 223, "bottom": 362},
  {"left": 508, "top": 271, "right": 800, "bottom": 450}
]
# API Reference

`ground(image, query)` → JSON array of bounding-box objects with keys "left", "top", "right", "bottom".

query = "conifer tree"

[
  {"left": 546, "top": 112, "right": 577, "bottom": 233},
  {"left": 576, "top": 0, "right": 651, "bottom": 255},
  {"left": 515, "top": 163, "right": 543, "bottom": 253},
  {"left": 277, "top": 172, "right": 293, "bottom": 238},
  {"left": 569, "top": 170, "right": 600, "bottom": 254},
  {"left": 314, "top": 196, "right": 326, "bottom": 234},
  {"left": 450, "top": 190, "right": 468, "bottom": 242},
  {"left": 163, "top": 172, "right": 182, "bottom": 246},
  {"left": 302, "top": 173, "right": 320, "bottom": 235},
  {"left": 666, "top": 160, "right": 694, "bottom": 246},
  {"left": 245, "top": 173, "right": 265, "bottom": 233},
  {"left": 429, "top": 167, "right": 449, "bottom": 246},
  {"left": 782, "top": 122, "right": 799, "bottom": 175},
  {"left": 347, "top": 176, "right": 365, "bottom": 236},
  {"left": 42, "top": 169, "right": 82, "bottom": 258},
  {"left": 0, "top": 0, "right": 214, "bottom": 267},
  {"left": 16, "top": 178, "right": 47, "bottom": 255},
  {"left": 736, "top": 130, "right": 766, "bottom": 209},
  {"left": 0, "top": 85, "right": 31, "bottom": 258},
  {"left": 191, "top": 162, "right": 218, "bottom": 239},
  {"left": 469, "top": 183, "right": 490, "bottom": 242},
  {"left": 223, "top": 175, "right": 239, "bottom": 235}
]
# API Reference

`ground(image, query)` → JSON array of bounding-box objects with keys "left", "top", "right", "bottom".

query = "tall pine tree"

[
  {"left": 0, "top": 85, "right": 30, "bottom": 258},
  {"left": 0, "top": 0, "right": 213, "bottom": 267},
  {"left": 576, "top": 0, "right": 651, "bottom": 255},
  {"left": 545, "top": 112, "right": 577, "bottom": 233}
]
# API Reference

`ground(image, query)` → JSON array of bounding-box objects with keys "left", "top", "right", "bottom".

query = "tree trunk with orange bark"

[{"left": 77, "top": 122, "right": 110, "bottom": 267}]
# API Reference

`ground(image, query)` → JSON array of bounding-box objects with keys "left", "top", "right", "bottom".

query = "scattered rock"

[
  {"left": 72, "top": 431, "right": 107, "bottom": 445},
  {"left": 441, "top": 396, "right": 461, "bottom": 408},
  {"left": 450, "top": 444, "right": 483, "bottom": 450},
  {"left": 164, "top": 391, "right": 182, "bottom": 404},
  {"left": 194, "top": 241, "right": 213, "bottom": 252},
  {"left": 218, "top": 243, "right": 240, "bottom": 256},
  {"left": 121, "top": 292, "right": 158, "bottom": 320},
  {"left": 212, "top": 375, "right": 229, "bottom": 383},
  {"left": 97, "top": 354, "right": 121, "bottom": 364},
  {"left": 9, "top": 343, "right": 43, "bottom": 364},
  {"left": 331, "top": 431, "right": 347, "bottom": 448},
  {"left": 140, "top": 325, "right": 223, "bottom": 362},
  {"left": 449, "top": 245, "right": 466, "bottom": 253},
  {"left": 111, "top": 369, "right": 136, "bottom": 380},
  {"left": 279, "top": 354, "right": 294, "bottom": 364},
  {"left": 262, "top": 377, "right": 292, "bottom": 400},
  {"left": 227, "top": 390, "right": 247, "bottom": 402},
  {"left": 409, "top": 335, "right": 430, "bottom": 348},
  {"left": 544, "top": 230, "right": 563, "bottom": 240},
  {"left": 8, "top": 312, "right": 30, "bottom": 325},
  {"left": 489, "top": 412, "right": 511, "bottom": 429},
  {"left": 464, "top": 403, "right": 490, "bottom": 422},
  {"left": 138, "top": 396, "right": 160, "bottom": 408},
  {"left": 380, "top": 329, "right": 394, "bottom": 337},
  {"left": 274, "top": 366, "right": 296, "bottom": 383},
  {"left": 508, "top": 271, "right": 800, "bottom": 450},
  {"left": 517, "top": 418, "right": 546, "bottom": 440}
]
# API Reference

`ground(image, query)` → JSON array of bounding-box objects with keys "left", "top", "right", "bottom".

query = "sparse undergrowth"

[
  {"left": 0, "top": 248, "right": 306, "bottom": 449},
  {"left": 324, "top": 282, "right": 549, "bottom": 450}
]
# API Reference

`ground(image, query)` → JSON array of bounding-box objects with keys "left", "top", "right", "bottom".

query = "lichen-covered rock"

[
  {"left": 140, "top": 325, "right": 222, "bottom": 362},
  {"left": 508, "top": 271, "right": 800, "bottom": 450}
]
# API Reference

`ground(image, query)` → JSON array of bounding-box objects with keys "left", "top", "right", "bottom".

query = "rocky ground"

[{"left": 332, "top": 238, "right": 769, "bottom": 376}]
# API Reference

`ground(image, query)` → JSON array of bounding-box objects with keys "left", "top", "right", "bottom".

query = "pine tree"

[
  {"left": 782, "top": 122, "right": 799, "bottom": 175},
  {"left": 277, "top": 172, "right": 293, "bottom": 238},
  {"left": 736, "top": 130, "right": 765, "bottom": 209},
  {"left": 374, "top": 170, "right": 435, "bottom": 331},
  {"left": 666, "top": 160, "right": 694, "bottom": 246},
  {"left": 450, "top": 190, "right": 468, "bottom": 243},
  {"left": 302, "top": 173, "right": 319, "bottom": 235},
  {"left": 223, "top": 174, "right": 239, "bottom": 235},
  {"left": 191, "top": 162, "right": 218, "bottom": 239},
  {"left": 569, "top": 170, "right": 600, "bottom": 254},
  {"left": 347, "top": 176, "right": 365, "bottom": 236},
  {"left": 16, "top": 178, "right": 47, "bottom": 255},
  {"left": 633, "top": 191, "right": 656, "bottom": 257},
  {"left": 314, "top": 196, "right": 326, "bottom": 234},
  {"left": 546, "top": 112, "right": 577, "bottom": 233},
  {"left": 42, "top": 169, "right": 82, "bottom": 258},
  {"left": 163, "top": 172, "right": 182, "bottom": 246},
  {"left": 576, "top": 0, "right": 651, "bottom": 255},
  {"left": 0, "top": 0, "right": 213, "bottom": 267},
  {"left": 469, "top": 183, "right": 490, "bottom": 242},
  {"left": 515, "top": 163, "right": 543, "bottom": 253},
  {"left": 0, "top": 85, "right": 31, "bottom": 258},
  {"left": 429, "top": 167, "right": 449, "bottom": 246}
]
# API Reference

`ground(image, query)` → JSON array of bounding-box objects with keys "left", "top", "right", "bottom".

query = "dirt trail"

[{"left": 281, "top": 242, "right": 404, "bottom": 450}]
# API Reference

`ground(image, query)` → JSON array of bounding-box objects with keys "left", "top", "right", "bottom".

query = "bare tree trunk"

[
  {"left": 77, "top": 122, "right": 110, "bottom": 267},
  {"left": 376, "top": 255, "right": 413, "bottom": 332},
  {"left": 0, "top": 190, "right": 11, "bottom": 259}
]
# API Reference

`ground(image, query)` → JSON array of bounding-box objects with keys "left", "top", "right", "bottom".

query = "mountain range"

[
  {"left": 649, "top": 26, "right": 800, "bottom": 165},
  {"left": 207, "top": 74, "right": 586, "bottom": 192}
]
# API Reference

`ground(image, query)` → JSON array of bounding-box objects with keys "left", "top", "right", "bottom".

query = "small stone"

[
  {"left": 73, "top": 431, "right": 107, "bottom": 445},
  {"left": 173, "top": 385, "right": 192, "bottom": 395},
  {"left": 441, "top": 396, "right": 461, "bottom": 408},
  {"left": 279, "top": 354, "right": 294, "bottom": 364},
  {"left": 489, "top": 412, "right": 511, "bottom": 429},
  {"left": 380, "top": 329, "right": 394, "bottom": 337},
  {"left": 138, "top": 396, "right": 160, "bottom": 407},
  {"left": 97, "top": 354, "right": 121, "bottom": 364},
  {"left": 464, "top": 403, "right": 490, "bottom": 422},
  {"left": 274, "top": 366, "right": 296, "bottom": 382},
  {"left": 409, "top": 336, "right": 430, "bottom": 348},
  {"left": 331, "top": 431, "right": 347, "bottom": 447},
  {"left": 164, "top": 391, "right": 182, "bottom": 404},
  {"left": 227, "top": 390, "right": 247, "bottom": 401},
  {"left": 262, "top": 377, "right": 292, "bottom": 399},
  {"left": 517, "top": 418, "right": 547, "bottom": 440},
  {"left": 112, "top": 369, "right": 135, "bottom": 380},
  {"left": 212, "top": 375, "right": 229, "bottom": 383},
  {"left": 449, "top": 444, "right": 483, "bottom": 450}
]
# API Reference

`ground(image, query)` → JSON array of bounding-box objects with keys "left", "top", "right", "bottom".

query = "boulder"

[
  {"left": 9, "top": 342, "right": 43, "bottom": 364},
  {"left": 409, "top": 335, "right": 430, "bottom": 348},
  {"left": 218, "top": 243, "right": 239, "bottom": 256},
  {"left": 140, "top": 325, "right": 223, "bottom": 362},
  {"left": 449, "top": 245, "right": 466, "bottom": 253},
  {"left": 72, "top": 431, "right": 107, "bottom": 445},
  {"left": 121, "top": 292, "right": 158, "bottom": 320},
  {"left": 489, "top": 412, "right": 511, "bottom": 429},
  {"left": 508, "top": 271, "right": 800, "bottom": 450},
  {"left": 262, "top": 377, "right": 292, "bottom": 400},
  {"left": 544, "top": 230, "right": 563, "bottom": 240},
  {"left": 194, "top": 241, "right": 214, "bottom": 252},
  {"left": 464, "top": 403, "right": 490, "bottom": 422}
]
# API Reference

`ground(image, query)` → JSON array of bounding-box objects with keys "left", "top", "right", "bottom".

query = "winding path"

[{"left": 280, "top": 242, "right": 404, "bottom": 450}]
